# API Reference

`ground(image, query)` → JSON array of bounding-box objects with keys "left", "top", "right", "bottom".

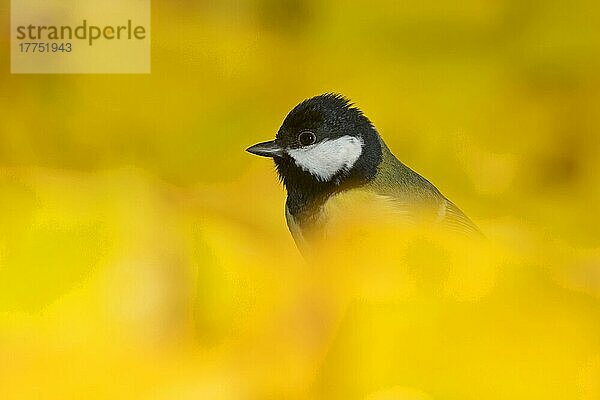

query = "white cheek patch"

[{"left": 286, "top": 135, "right": 364, "bottom": 182}]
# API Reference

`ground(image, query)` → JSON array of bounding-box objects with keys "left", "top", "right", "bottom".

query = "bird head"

[{"left": 247, "top": 94, "right": 383, "bottom": 193}]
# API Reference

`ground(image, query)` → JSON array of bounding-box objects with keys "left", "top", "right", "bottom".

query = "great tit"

[{"left": 247, "top": 94, "right": 480, "bottom": 251}]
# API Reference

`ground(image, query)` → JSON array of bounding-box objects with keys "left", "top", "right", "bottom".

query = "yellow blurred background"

[{"left": 1, "top": 1, "right": 600, "bottom": 399}]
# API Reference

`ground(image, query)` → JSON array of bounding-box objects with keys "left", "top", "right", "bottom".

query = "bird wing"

[
  {"left": 361, "top": 174, "right": 483, "bottom": 236},
  {"left": 439, "top": 198, "right": 482, "bottom": 236}
]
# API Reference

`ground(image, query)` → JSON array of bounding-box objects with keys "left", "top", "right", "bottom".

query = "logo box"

[{"left": 11, "top": 0, "right": 151, "bottom": 74}]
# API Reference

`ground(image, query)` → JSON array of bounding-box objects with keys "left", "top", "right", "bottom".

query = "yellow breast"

[{"left": 286, "top": 188, "right": 429, "bottom": 254}]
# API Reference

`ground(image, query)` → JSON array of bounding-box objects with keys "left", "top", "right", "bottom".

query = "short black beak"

[{"left": 246, "top": 140, "right": 285, "bottom": 158}]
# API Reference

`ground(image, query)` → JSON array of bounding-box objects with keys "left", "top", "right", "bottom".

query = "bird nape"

[{"left": 247, "top": 93, "right": 481, "bottom": 253}]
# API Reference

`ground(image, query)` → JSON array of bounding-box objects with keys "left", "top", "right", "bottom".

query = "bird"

[{"left": 246, "top": 94, "right": 480, "bottom": 252}]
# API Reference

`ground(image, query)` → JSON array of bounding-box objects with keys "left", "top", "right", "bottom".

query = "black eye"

[{"left": 298, "top": 131, "right": 316, "bottom": 146}]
